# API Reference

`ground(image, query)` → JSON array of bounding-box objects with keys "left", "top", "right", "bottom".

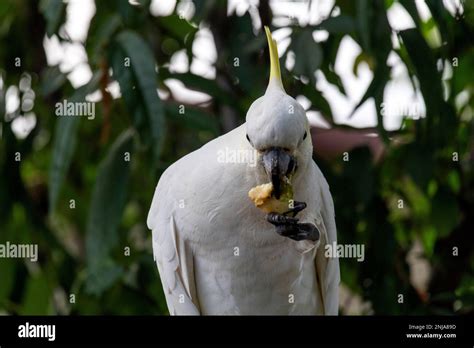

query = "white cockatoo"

[{"left": 147, "top": 27, "right": 340, "bottom": 315}]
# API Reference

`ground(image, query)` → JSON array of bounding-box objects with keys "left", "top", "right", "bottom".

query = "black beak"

[{"left": 262, "top": 148, "right": 296, "bottom": 199}]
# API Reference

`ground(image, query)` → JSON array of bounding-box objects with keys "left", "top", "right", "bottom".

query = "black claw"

[
  {"left": 291, "top": 222, "right": 320, "bottom": 242},
  {"left": 267, "top": 213, "right": 299, "bottom": 226},
  {"left": 266, "top": 200, "right": 319, "bottom": 242},
  {"left": 275, "top": 224, "right": 299, "bottom": 237},
  {"left": 266, "top": 209, "right": 320, "bottom": 242},
  {"left": 283, "top": 201, "right": 307, "bottom": 217}
]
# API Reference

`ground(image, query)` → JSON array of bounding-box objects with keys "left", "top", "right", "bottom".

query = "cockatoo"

[{"left": 147, "top": 26, "right": 340, "bottom": 315}]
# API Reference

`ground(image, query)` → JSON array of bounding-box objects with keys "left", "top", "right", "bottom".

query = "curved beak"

[{"left": 262, "top": 147, "right": 296, "bottom": 199}]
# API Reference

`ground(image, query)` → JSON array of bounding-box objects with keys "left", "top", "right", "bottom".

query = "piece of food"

[{"left": 248, "top": 177, "right": 293, "bottom": 214}]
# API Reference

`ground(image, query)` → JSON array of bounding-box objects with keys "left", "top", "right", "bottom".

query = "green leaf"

[
  {"left": 85, "top": 260, "right": 124, "bottom": 297},
  {"left": 192, "top": 0, "right": 217, "bottom": 22},
  {"left": 164, "top": 104, "right": 219, "bottom": 135},
  {"left": 315, "top": 15, "right": 356, "bottom": 34},
  {"left": 455, "top": 275, "right": 474, "bottom": 308},
  {"left": 40, "top": 65, "right": 67, "bottom": 97},
  {"left": 291, "top": 29, "right": 323, "bottom": 84},
  {"left": 354, "top": 0, "right": 392, "bottom": 127},
  {"left": 227, "top": 13, "right": 265, "bottom": 93},
  {"left": 352, "top": 52, "right": 374, "bottom": 76},
  {"left": 393, "top": 48, "right": 418, "bottom": 92},
  {"left": 399, "top": 29, "right": 443, "bottom": 130},
  {"left": 341, "top": 146, "right": 375, "bottom": 204},
  {"left": 400, "top": 176, "right": 430, "bottom": 217},
  {"left": 447, "top": 170, "right": 461, "bottom": 193},
  {"left": 49, "top": 118, "right": 80, "bottom": 213},
  {"left": 356, "top": 0, "right": 370, "bottom": 52},
  {"left": 87, "top": 14, "right": 122, "bottom": 66},
  {"left": 112, "top": 30, "right": 165, "bottom": 161},
  {"left": 430, "top": 188, "right": 460, "bottom": 238},
  {"left": 157, "top": 14, "right": 198, "bottom": 63},
  {"left": 19, "top": 272, "right": 51, "bottom": 315},
  {"left": 301, "top": 83, "right": 333, "bottom": 123},
  {"left": 425, "top": 0, "right": 451, "bottom": 45},
  {"left": 110, "top": 46, "right": 145, "bottom": 127},
  {"left": 48, "top": 71, "right": 102, "bottom": 214},
  {"left": 421, "top": 225, "right": 437, "bottom": 257},
  {"left": 399, "top": 0, "right": 422, "bottom": 28},
  {"left": 39, "top": 0, "right": 66, "bottom": 37},
  {"left": 160, "top": 69, "right": 236, "bottom": 107},
  {"left": 349, "top": 63, "right": 390, "bottom": 142},
  {"left": 402, "top": 142, "right": 435, "bottom": 190},
  {"left": 321, "top": 65, "right": 346, "bottom": 95},
  {"left": 158, "top": 14, "right": 198, "bottom": 43},
  {"left": 85, "top": 129, "right": 134, "bottom": 295},
  {"left": 0, "top": 259, "right": 14, "bottom": 307}
]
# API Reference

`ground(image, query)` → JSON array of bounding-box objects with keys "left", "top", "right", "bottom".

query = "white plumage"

[{"left": 147, "top": 27, "right": 339, "bottom": 315}]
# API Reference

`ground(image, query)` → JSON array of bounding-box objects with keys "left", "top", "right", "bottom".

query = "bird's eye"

[
  {"left": 303, "top": 131, "right": 307, "bottom": 141},
  {"left": 246, "top": 134, "right": 252, "bottom": 145}
]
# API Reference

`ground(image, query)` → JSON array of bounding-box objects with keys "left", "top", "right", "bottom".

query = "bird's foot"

[
  {"left": 282, "top": 201, "right": 307, "bottom": 217},
  {"left": 266, "top": 211, "right": 320, "bottom": 242}
]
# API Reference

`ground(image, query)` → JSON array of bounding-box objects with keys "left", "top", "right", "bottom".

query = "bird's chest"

[
  {"left": 192, "top": 222, "right": 319, "bottom": 315},
  {"left": 183, "top": 181, "right": 322, "bottom": 314}
]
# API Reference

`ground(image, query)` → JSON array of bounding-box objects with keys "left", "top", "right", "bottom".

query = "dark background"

[{"left": 0, "top": 0, "right": 473, "bottom": 315}]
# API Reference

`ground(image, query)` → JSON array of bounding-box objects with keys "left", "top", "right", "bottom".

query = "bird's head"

[{"left": 245, "top": 27, "right": 312, "bottom": 198}]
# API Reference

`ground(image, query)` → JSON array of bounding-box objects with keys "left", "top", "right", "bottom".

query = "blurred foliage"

[{"left": 0, "top": 0, "right": 473, "bottom": 315}]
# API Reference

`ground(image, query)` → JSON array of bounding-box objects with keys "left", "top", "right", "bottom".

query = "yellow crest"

[{"left": 264, "top": 26, "right": 284, "bottom": 90}]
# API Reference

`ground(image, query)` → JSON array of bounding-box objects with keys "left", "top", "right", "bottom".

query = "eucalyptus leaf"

[
  {"left": 85, "top": 129, "right": 134, "bottom": 295},
  {"left": 48, "top": 71, "right": 102, "bottom": 214},
  {"left": 113, "top": 30, "right": 165, "bottom": 160},
  {"left": 291, "top": 29, "right": 323, "bottom": 84},
  {"left": 39, "top": 0, "right": 66, "bottom": 37}
]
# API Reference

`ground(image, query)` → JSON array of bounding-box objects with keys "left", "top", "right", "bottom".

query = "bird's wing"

[
  {"left": 314, "top": 166, "right": 340, "bottom": 315},
  {"left": 148, "top": 190, "right": 200, "bottom": 315}
]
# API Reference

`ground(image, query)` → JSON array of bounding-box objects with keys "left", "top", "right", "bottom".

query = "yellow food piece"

[{"left": 248, "top": 179, "right": 293, "bottom": 214}]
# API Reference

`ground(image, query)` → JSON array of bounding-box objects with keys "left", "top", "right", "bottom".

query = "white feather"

[{"left": 147, "top": 122, "right": 340, "bottom": 315}]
